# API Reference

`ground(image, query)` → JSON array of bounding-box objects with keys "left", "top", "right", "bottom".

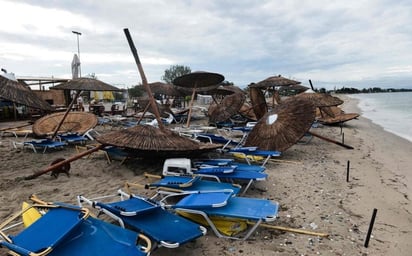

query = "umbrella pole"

[
  {"left": 24, "top": 144, "right": 105, "bottom": 180},
  {"left": 136, "top": 102, "right": 151, "bottom": 125},
  {"left": 186, "top": 85, "right": 197, "bottom": 127},
  {"left": 308, "top": 131, "right": 354, "bottom": 149},
  {"left": 123, "top": 28, "right": 164, "bottom": 130},
  {"left": 0, "top": 123, "right": 31, "bottom": 132},
  {"left": 51, "top": 90, "right": 81, "bottom": 139}
]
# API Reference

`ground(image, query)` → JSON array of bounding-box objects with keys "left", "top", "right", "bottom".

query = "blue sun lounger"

[
  {"left": 77, "top": 192, "right": 206, "bottom": 249},
  {"left": 156, "top": 190, "right": 279, "bottom": 240},
  {"left": 23, "top": 139, "right": 67, "bottom": 153},
  {"left": 162, "top": 158, "right": 266, "bottom": 194},
  {"left": 194, "top": 159, "right": 266, "bottom": 173},
  {"left": 142, "top": 175, "right": 242, "bottom": 195},
  {"left": 228, "top": 147, "right": 282, "bottom": 167},
  {"left": 0, "top": 202, "right": 151, "bottom": 256},
  {"left": 57, "top": 133, "right": 88, "bottom": 145}
]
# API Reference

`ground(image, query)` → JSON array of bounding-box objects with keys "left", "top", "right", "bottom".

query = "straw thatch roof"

[
  {"left": 294, "top": 91, "right": 344, "bottom": 107},
  {"left": 173, "top": 71, "right": 225, "bottom": 88},
  {"left": 96, "top": 125, "right": 221, "bottom": 157},
  {"left": 146, "top": 82, "right": 183, "bottom": 97},
  {"left": 33, "top": 111, "right": 98, "bottom": 136},
  {"left": 250, "top": 75, "right": 301, "bottom": 89},
  {"left": 244, "top": 97, "right": 316, "bottom": 152},
  {"left": 238, "top": 102, "right": 257, "bottom": 121},
  {"left": 316, "top": 106, "right": 359, "bottom": 125},
  {"left": 136, "top": 97, "right": 172, "bottom": 118},
  {"left": 0, "top": 75, "right": 53, "bottom": 111},
  {"left": 209, "top": 85, "right": 244, "bottom": 96},
  {"left": 208, "top": 92, "right": 246, "bottom": 123},
  {"left": 249, "top": 87, "right": 267, "bottom": 120},
  {"left": 50, "top": 77, "right": 121, "bottom": 91}
]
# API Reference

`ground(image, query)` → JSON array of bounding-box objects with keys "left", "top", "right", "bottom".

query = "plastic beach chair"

[
  {"left": 163, "top": 158, "right": 267, "bottom": 195},
  {"left": 78, "top": 192, "right": 207, "bottom": 249},
  {"left": 21, "top": 139, "right": 67, "bottom": 153},
  {"left": 57, "top": 132, "right": 88, "bottom": 145},
  {"left": 0, "top": 202, "right": 152, "bottom": 256},
  {"left": 228, "top": 147, "right": 282, "bottom": 167},
  {"left": 141, "top": 175, "right": 242, "bottom": 195},
  {"left": 155, "top": 190, "right": 279, "bottom": 240}
]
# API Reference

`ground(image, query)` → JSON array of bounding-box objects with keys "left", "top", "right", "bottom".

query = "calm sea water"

[{"left": 349, "top": 92, "right": 412, "bottom": 142}]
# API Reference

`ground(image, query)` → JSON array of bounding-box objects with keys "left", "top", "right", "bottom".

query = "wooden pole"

[
  {"left": 249, "top": 222, "right": 329, "bottom": 237},
  {"left": 123, "top": 28, "right": 164, "bottom": 130},
  {"left": 0, "top": 123, "right": 31, "bottom": 132},
  {"left": 186, "top": 84, "right": 197, "bottom": 127},
  {"left": 364, "top": 208, "right": 378, "bottom": 247},
  {"left": 346, "top": 160, "right": 350, "bottom": 182},
  {"left": 308, "top": 131, "right": 354, "bottom": 149},
  {"left": 51, "top": 90, "right": 81, "bottom": 140},
  {"left": 309, "top": 79, "right": 315, "bottom": 90},
  {"left": 24, "top": 144, "right": 105, "bottom": 180}
]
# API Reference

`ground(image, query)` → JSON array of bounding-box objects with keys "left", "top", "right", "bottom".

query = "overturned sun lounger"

[{"left": 77, "top": 191, "right": 206, "bottom": 250}]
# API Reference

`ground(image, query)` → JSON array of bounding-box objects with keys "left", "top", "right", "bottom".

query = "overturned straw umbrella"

[
  {"left": 249, "top": 87, "right": 268, "bottom": 120},
  {"left": 316, "top": 106, "right": 359, "bottom": 125},
  {"left": 244, "top": 97, "right": 316, "bottom": 152},
  {"left": 32, "top": 112, "right": 98, "bottom": 137},
  {"left": 294, "top": 91, "right": 344, "bottom": 108},
  {"left": 96, "top": 124, "right": 221, "bottom": 158},
  {"left": 208, "top": 92, "right": 246, "bottom": 123}
]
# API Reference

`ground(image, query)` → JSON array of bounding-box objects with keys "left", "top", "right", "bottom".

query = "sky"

[{"left": 1, "top": 0, "right": 412, "bottom": 90}]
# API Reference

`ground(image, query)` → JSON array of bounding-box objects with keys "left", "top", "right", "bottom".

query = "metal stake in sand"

[
  {"left": 346, "top": 160, "right": 350, "bottom": 182},
  {"left": 342, "top": 132, "right": 345, "bottom": 144},
  {"left": 364, "top": 208, "right": 378, "bottom": 248}
]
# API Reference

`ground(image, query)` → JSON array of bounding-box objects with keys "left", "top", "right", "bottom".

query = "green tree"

[
  {"left": 161, "top": 65, "right": 191, "bottom": 84},
  {"left": 128, "top": 85, "right": 145, "bottom": 98}
]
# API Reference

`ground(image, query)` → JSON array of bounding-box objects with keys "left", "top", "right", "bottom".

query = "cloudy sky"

[{"left": 1, "top": 0, "right": 412, "bottom": 90}]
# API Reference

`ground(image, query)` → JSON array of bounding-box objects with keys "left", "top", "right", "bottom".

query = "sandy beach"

[{"left": 1, "top": 95, "right": 411, "bottom": 256}]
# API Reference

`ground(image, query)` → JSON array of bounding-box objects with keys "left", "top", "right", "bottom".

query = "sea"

[{"left": 349, "top": 92, "right": 412, "bottom": 143}]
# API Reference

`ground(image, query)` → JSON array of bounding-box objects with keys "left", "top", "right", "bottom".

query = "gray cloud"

[{"left": 1, "top": 0, "right": 412, "bottom": 90}]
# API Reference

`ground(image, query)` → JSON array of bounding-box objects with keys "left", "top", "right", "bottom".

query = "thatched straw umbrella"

[
  {"left": 49, "top": 77, "right": 121, "bottom": 138},
  {"left": 96, "top": 124, "right": 221, "bottom": 158},
  {"left": 33, "top": 112, "right": 97, "bottom": 136},
  {"left": 316, "top": 106, "right": 359, "bottom": 125},
  {"left": 208, "top": 92, "right": 246, "bottom": 123},
  {"left": 294, "top": 91, "right": 344, "bottom": 108},
  {"left": 118, "top": 29, "right": 223, "bottom": 158},
  {"left": 238, "top": 102, "right": 257, "bottom": 121},
  {"left": 136, "top": 97, "right": 172, "bottom": 118},
  {"left": 244, "top": 97, "right": 316, "bottom": 152},
  {"left": 147, "top": 82, "right": 183, "bottom": 97},
  {"left": 249, "top": 87, "right": 268, "bottom": 120},
  {"left": 0, "top": 75, "right": 54, "bottom": 112},
  {"left": 250, "top": 75, "right": 301, "bottom": 105},
  {"left": 250, "top": 75, "right": 301, "bottom": 88},
  {"left": 173, "top": 71, "right": 224, "bottom": 127}
]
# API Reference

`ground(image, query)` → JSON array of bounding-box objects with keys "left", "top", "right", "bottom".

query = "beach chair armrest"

[
  {"left": 137, "top": 233, "right": 152, "bottom": 254},
  {"left": 0, "top": 240, "right": 52, "bottom": 256}
]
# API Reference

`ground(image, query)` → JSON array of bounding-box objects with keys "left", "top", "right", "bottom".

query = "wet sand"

[{"left": 0, "top": 95, "right": 411, "bottom": 255}]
